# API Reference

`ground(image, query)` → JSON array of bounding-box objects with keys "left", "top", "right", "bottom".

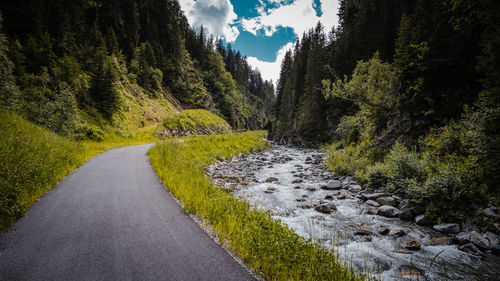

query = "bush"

[{"left": 366, "top": 162, "right": 389, "bottom": 189}]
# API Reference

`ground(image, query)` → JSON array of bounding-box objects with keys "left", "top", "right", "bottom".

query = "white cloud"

[
  {"left": 179, "top": 0, "right": 240, "bottom": 42},
  {"left": 241, "top": 0, "right": 339, "bottom": 38},
  {"left": 247, "top": 42, "right": 294, "bottom": 86}
]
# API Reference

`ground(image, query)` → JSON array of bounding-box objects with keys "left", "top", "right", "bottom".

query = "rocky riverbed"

[{"left": 207, "top": 145, "right": 500, "bottom": 281}]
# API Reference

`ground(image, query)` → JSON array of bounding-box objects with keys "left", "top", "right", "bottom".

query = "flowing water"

[{"left": 208, "top": 145, "right": 500, "bottom": 281}]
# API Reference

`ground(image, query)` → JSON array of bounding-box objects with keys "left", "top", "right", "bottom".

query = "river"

[{"left": 207, "top": 145, "right": 500, "bottom": 281}]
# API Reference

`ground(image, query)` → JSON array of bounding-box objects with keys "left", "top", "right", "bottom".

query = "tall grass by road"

[
  {"left": 0, "top": 111, "right": 158, "bottom": 231},
  {"left": 148, "top": 132, "right": 372, "bottom": 281}
]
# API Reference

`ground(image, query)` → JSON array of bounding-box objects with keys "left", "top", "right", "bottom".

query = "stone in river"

[
  {"left": 292, "top": 179, "right": 303, "bottom": 184},
  {"left": 433, "top": 223, "right": 460, "bottom": 234},
  {"left": 452, "top": 232, "right": 470, "bottom": 245},
  {"left": 469, "top": 230, "right": 489, "bottom": 249},
  {"left": 485, "top": 232, "right": 499, "bottom": 246},
  {"left": 321, "top": 180, "right": 342, "bottom": 190},
  {"left": 365, "top": 200, "right": 380, "bottom": 207},
  {"left": 325, "top": 194, "right": 334, "bottom": 200},
  {"left": 306, "top": 187, "right": 317, "bottom": 192},
  {"left": 376, "top": 196, "right": 397, "bottom": 207},
  {"left": 379, "top": 227, "right": 390, "bottom": 235},
  {"left": 354, "top": 230, "right": 373, "bottom": 236},
  {"left": 377, "top": 205, "right": 399, "bottom": 218},
  {"left": 459, "top": 243, "right": 484, "bottom": 256},
  {"left": 388, "top": 229, "right": 406, "bottom": 237},
  {"left": 361, "top": 192, "right": 387, "bottom": 201},
  {"left": 415, "top": 214, "right": 433, "bottom": 226},
  {"left": 399, "top": 208, "right": 414, "bottom": 220},
  {"left": 393, "top": 249, "right": 414, "bottom": 254},
  {"left": 403, "top": 240, "right": 421, "bottom": 251},
  {"left": 265, "top": 177, "right": 279, "bottom": 183},
  {"left": 315, "top": 204, "right": 336, "bottom": 214},
  {"left": 293, "top": 186, "right": 301, "bottom": 189}
]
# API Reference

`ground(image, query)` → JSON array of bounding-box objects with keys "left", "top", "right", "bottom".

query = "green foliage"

[
  {"left": 0, "top": 14, "right": 21, "bottom": 111},
  {"left": 162, "top": 109, "right": 231, "bottom": 135},
  {"left": 18, "top": 69, "right": 80, "bottom": 135},
  {"left": 89, "top": 54, "right": 122, "bottom": 119},
  {"left": 0, "top": 111, "right": 85, "bottom": 230},
  {"left": 148, "top": 132, "right": 372, "bottom": 281},
  {"left": 323, "top": 52, "right": 400, "bottom": 134}
]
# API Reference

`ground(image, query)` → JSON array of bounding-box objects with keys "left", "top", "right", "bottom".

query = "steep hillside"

[{"left": 0, "top": 0, "right": 273, "bottom": 135}]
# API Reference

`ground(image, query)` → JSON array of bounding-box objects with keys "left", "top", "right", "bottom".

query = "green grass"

[
  {"left": 148, "top": 132, "right": 372, "bottom": 281},
  {"left": 162, "top": 109, "right": 231, "bottom": 135},
  {"left": 0, "top": 111, "right": 159, "bottom": 231}
]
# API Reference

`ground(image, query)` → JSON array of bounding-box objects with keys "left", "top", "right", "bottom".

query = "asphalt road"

[{"left": 0, "top": 144, "right": 256, "bottom": 281}]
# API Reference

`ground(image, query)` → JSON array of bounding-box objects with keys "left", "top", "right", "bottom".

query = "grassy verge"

[
  {"left": 0, "top": 111, "right": 158, "bottom": 231},
  {"left": 148, "top": 131, "right": 372, "bottom": 281},
  {"left": 161, "top": 109, "right": 231, "bottom": 136}
]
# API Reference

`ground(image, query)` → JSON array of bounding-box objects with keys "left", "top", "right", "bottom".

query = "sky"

[{"left": 178, "top": 0, "right": 340, "bottom": 85}]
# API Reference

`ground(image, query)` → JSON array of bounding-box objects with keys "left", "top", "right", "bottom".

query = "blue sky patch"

[{"left": 226, "top": 26, "right": 297, "bottom": 62}]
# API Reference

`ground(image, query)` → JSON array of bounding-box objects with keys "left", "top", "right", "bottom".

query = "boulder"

[
  {"left": 325, "top": 194, "right": 334, "bottom": 200},
  {"left": 433, "top": 223, "right": 460, "bottom": 234},
  {"left": 365, "top": 200, "right": 380, "bottom": 207},
  {"left": 490, "top": 244, "right": 500, "bottom": 256},
  {"left": 337, "top": 194, "right": 347, "bottom": 200},
  {"left": 379, "top": 227, "right": 390, "bottom": 235},
  {"left": 265, "top": 177, "right": 279, "bottom": 183},
  {"left": 452, "top": 232, "right": 471, "bottom": 245},
  {"left": 415, "top": 214, "right": 433, "bottom": 226},
  {"left": 315, "top": 204, "right": 336, "bottom": 214},
  {"left": 404, "top": 240, "right": 421, "bottom": 251},
  {"left": 485, "top": 232, "right": 499, "bottom": 246},
  {"left": 354, "top": 230, "right": 373, "bottom": 236},
  {"left": 377, "top": 205, "right": 399, "bottom": 218},
  {"left": 484, "top": 207, "right": 497, "bottom": 218},
  {"left": 376, "top": 197, "right": 397, "bottom": 207},
  {"left": 399, "top": 208, "right": 414, "bottom": 220},
  {"left": 469, "top": 231, "right": 490, "bottom": 249},
  {"left": 349, "top": 185, "right": 363, "bottom": 192},
  {"left": 388, "top": 229, "right": 406, "bottom": 237},
  {"left": 459, "top": 243, "right": 484, "bottom": 256},
  {"left": 361, "top": 192, "right": 387, "bottom": 201},
  {"left": 292, "top": 179, "right": 303, "bottom": 184},
  {"left": 321, "top": 180, "right": 342, "bottom": 190}
]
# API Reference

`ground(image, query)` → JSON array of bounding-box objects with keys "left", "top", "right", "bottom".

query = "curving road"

[{"left": 0, "top": 144, "right": 255, "bottom": 281}]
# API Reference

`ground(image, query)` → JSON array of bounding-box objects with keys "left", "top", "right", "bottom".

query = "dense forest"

[
  {"left": 0, "top": 0, "right": 274, "bottom": 137},
  {"left": 271, "top": 0, "right": 500, "bottom": 222}
]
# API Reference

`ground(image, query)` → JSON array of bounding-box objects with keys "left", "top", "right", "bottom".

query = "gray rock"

[
  {"left": 452, "top": 232, "right": 470, "bottom": 245},
  {"left": 315, "top": 204, "right": 336, "bottom": 214},
  {"left": 325, "top": 194, "right": 334, "bottom": 200},
  {"left": 490, "top": 244, "right": 500, "bottom": 256},
  {"left": 354, "top": 230, "right": 373, "bottom": 236},
  {"left": 403, "top": 240, "right": 421, "bottom": 251},
  {"left": 365, "top": 200, "right": 380, "bottom": 207},
  {"left": 470, "top": 231, "right": 490, "bottom": 249},
  {"left": 363, "top": 188, "right": 375, "bottom": 194},
  {"left": 349, "top": 185, "right": 363, "bottom": 192},
  {"left": 322, "top": 180, "right": 342, "bottom": 190},
  {"left": 292, "top": 179, "right": 303, "bottom": 184},
  {"left": 265, "top": 177, "right": 279, "bottom": 183},
  {"left": 376, "top": 197, "right": 397, "bottom": 207},
  {"left": 485, "top": 232, "right": 499, "bottom": 246},
  {"left": 379, "top": 227, "right": 390, "bottom": 235},
  {"left": 377, "top": 205, "right": 399, "bottom": 218},
  {"left": 433, "top": 223, "right": 460, "bottom": 234},
  {"left": 361, "top": 192, "right": 387, "bottom": 201},
  {"left": 415, "top": 215, "right": 433, "bottom": 226},
  {"left": 484, "top": 207, "right": 497, "bottom": 218},
  {"left": 388, "top": 229, "right": 406, "bottom": 237},
  {"left": 459, "top": 243, "right": 484, "bottom": 256},
  {"left": 399, "top": 208, "right": 414, "bottom": 220}
]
